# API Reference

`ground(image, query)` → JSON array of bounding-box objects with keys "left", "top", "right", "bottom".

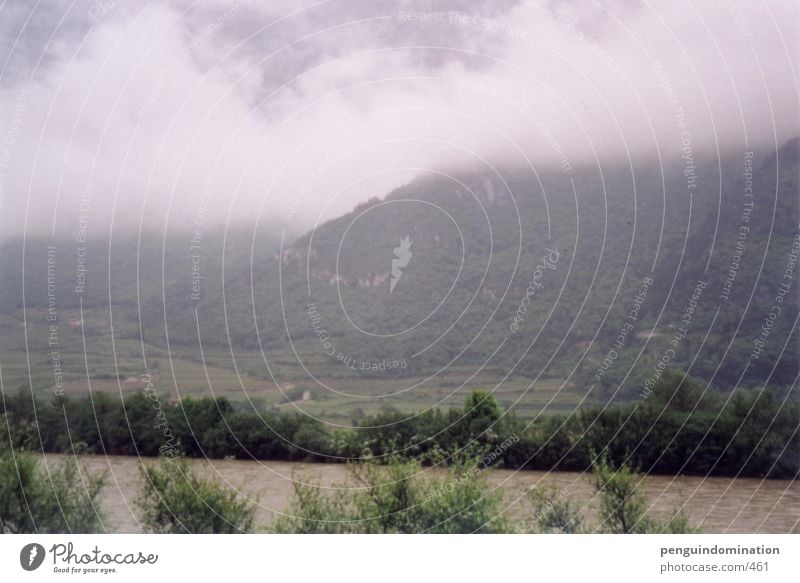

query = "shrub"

[
  {"left": 591, "top": 456, "right": 696, "bottom": 533},
  {"left": 273, "top": 458, "right": 511, "bottom": 533},
  {"left": 527, "top": 484, "right": 583, "bottom": 533},
  {"left": 0, "top": 449, "right": 106, "bottom": 533},
  {"left": 137, "top": 458, "right": 256, "bottom": 533},
  {"left": 417, "top": 461, "right": 511, "bottom": 533}
]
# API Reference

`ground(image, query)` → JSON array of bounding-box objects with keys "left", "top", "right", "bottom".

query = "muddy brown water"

[{"left": 43, "top": 454, "right": 799, "bottom": 533}]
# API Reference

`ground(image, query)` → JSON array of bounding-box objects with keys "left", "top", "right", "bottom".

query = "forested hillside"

[{"left": 1, "top": 140, "right": 797, "bottom": 406}]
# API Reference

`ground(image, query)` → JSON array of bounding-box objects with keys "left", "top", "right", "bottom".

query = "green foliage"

[
  {"left": 525, "top": 458, "right": 697, "bottom": 534},
  {"left": 3, "top": 379, "right": 797, "bottom": 479},
  {"left": 656, "top": 507, "right": 699, "bottom": 534},
  {"left": 274, "top": 458, "right": 510, "bottom": 534},
  {"left": 591, "top": 456, "right": 696, "bottom": 534},
  {"left": 0, "top": 447, "right": 106, "bottom": 533},
  {"left": 271, "top": 479, "right": 355, "bottom": 534},
  {"left": 527, "top": 485, "right": 583, "bottom": 533},
  {"left": 591, "top": 456, "right": 654, "bottom": 534},
  {"left": 137, "top": 458, "right": 256, "bottom": 533}
]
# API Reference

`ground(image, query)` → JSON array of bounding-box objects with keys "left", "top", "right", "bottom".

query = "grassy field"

[{"left": 0, "top": 312, "right": 593, "bottom": 423}]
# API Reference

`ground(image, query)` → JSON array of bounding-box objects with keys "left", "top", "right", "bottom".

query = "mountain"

[{"left": 1, "top": 140, "right": 797, "bottom": 410}]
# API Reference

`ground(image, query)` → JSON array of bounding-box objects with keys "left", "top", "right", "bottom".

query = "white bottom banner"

[{"left": 1, "top": 534, "right": 797, "bottom": 582}]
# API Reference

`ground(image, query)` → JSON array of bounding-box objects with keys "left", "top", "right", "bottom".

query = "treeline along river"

[{"left": 4, "top": 371, "right": 797, "bottom": 479}]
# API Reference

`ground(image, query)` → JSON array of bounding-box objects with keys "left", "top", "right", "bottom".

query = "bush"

[
  {"left": 137, "top": 458, "right": 256, "bottom": 533},
  {"left": 417, "top": 462, "right": 511, "bottom": 533},
  {"left": 0, "top": 449, "right": 106, "bottom": 533},
  {"left": 525, "top": 458, "right": 698, "bottom": 534},
  {"left": 274, "top": 458, "right": 511, "bottom": 533},
  {"left": 527, "top": 485, "right": 583, "bottom": 533},
  {"left": 591, "top": 456, "right": 697, "bottom": 534}
]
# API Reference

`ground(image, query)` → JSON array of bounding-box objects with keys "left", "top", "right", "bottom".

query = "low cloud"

[{"left": 0, "top": 0, "right": 797, "bottom": 240}]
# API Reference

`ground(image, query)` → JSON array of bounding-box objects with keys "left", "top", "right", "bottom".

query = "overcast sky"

[{"left": 0, "top": 0, "right": 797, "bottom": 240}]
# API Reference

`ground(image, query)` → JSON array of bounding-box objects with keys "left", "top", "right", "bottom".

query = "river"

[{"left": 44, "top": 454, "right": 799, "bottom": 533}]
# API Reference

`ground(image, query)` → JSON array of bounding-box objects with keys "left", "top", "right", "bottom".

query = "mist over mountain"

[
  {"left": 1, "top": 139, "right": 796, "bottom": 415},
  {"left": 0, "top": 0, "right": 798, "bottom": 425},
  {"left": 0, "top": 0, "right": 798, "bottom": 241}
]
